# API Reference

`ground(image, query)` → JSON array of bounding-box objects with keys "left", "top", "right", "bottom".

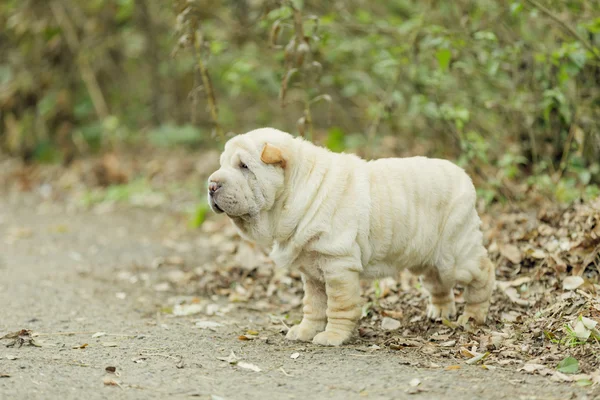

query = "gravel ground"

[{"left": 0, "top": 193, "right": 597, "bottom": 400}]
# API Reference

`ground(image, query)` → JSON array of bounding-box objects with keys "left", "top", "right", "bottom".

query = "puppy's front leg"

[
  {"left": 286, "top": 274, "right": 327, "bottom": 342},
  {"left": 312, "top": 267, "right": 361, "bottom": 346}
]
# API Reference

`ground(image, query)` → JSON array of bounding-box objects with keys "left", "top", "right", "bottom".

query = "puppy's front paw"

[
  {"left": 426, "top": 300, "right": 456, "bottom": 321},
  {"left": 286, "top": 321, "right": 325, "bottom": 342},
  {"left": 312, "top": 330, "right": 350, "bottom": 346}
]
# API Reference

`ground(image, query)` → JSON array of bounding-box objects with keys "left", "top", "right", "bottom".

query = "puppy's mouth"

[{"left": 209, "top": 198, "right": 225, "bottom": 214}]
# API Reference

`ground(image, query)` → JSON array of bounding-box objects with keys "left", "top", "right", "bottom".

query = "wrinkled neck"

[{"left": 272, "top": 140, "right": 328, "bottom": 245}]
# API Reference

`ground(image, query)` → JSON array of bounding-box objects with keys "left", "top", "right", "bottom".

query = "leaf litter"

[
  {"left": 6, "top": 154, "right": 600, "bottom": 386},
  {"left": 216, "top": 350, "right": 261, "bottom": 372},
  {"left": 1, "top": 329, "right": 43, "bottom": 348},
  {"left": 156, "top": 196, "right": 599, "bottom": 384},
  {"left": 237, "top": 362, "right": 261, "bottom": 372}
]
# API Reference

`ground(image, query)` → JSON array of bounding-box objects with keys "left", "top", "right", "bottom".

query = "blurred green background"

[{"left": 1, "top": 0, "right": 599, "bottom": 203}]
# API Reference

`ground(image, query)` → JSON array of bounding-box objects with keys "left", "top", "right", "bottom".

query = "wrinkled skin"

[{"left": 207, "top": 130, "right": 288, "bottom": 246}]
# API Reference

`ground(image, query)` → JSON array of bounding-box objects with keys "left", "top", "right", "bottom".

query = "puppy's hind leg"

[
  {"left": 457, "top": 256, "right": 495, "bottom": 326},
  {"left": 421, "top": 267, "right": 456, "bottom": 321},
  {"left": 286, "top": 274, "right": 327, "bottom": 342}
]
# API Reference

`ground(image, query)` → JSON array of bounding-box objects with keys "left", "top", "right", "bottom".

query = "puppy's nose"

[{"left": 208, "top": 181, "right": 221, "bottom": 196}]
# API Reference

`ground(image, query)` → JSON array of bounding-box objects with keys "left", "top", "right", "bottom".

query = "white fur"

[{"left": 208, "top": 128, "right": 495, "bottom": 346}]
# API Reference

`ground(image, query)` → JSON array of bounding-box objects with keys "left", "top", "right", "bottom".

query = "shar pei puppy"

[{"left": 208, "top": 128, "right": 495, "bottom": 346}]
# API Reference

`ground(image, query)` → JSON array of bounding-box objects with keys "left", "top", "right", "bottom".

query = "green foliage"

[
  {"left": 189, "top": 201, "right": 210, "bottom": 228},
  {"left": 1, "top": 0, "right": 599, "bottom": 204},
  {"left": 149, "top": 124, "right": 205, "bottom": 148},
  {"left": 80, "top": 178, "right": 161, "bottom": 207},
  {"left": 556, "top": 356, "right": 579, "bottom": 374},
  {"left": 325, "top": 127, "right": 346, "bottom": 153}
]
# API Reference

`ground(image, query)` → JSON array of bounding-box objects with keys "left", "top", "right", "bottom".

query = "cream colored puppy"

[{"left": 208, "top": 128, "right": 495, "bottom": 346}]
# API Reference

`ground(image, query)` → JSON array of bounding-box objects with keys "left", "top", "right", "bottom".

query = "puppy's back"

[{"left": 364, "top": 156, "right": 478, "bottom": 266}]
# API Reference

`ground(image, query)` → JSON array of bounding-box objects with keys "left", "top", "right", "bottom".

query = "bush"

[{"left": 1, "top": 0, "right": 599, "bottom": 201}]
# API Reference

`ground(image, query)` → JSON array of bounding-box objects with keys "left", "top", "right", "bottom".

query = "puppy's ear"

[{"left": 261, "top": 143, "right": 287, "bottom": 169}]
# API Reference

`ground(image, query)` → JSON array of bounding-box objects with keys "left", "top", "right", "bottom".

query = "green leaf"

[
  {"left": 116, "top": 0, "right": 134, "bottom": 21},
  {"left": 0, "top": 65, "right": 13, "bottom": 86},
  {"left": 149, "top": 124, "right": 204, "bottom": 147},
  {"left": 436, "top": 49, "right": 451, "bottom": 71},
  {"left": 576, "top": 379, "right": 592, "bottom": 387},
  {"left": 325, "top": 127, "right": 346, "bottom": 153},
  {"left": 557, "top": 356, "right": 579, "bottom": 374},
  {"left": 33, "top": 141, "right": 61, "bottom": 164},
  {"left": 510, "top": 2, "right": 523, "bottom": 16},
  {"left": 189, "top": 203, "right": 210, "bottom": 229},
  {"left": 38, "top": 92, "right": 58, "bottom": 117}
]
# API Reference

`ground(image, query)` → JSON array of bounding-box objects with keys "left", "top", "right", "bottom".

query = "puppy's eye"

[{"left": 239, "top": 162, "right": 248, "bottom": 170}]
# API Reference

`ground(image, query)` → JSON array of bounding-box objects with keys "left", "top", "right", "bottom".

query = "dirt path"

[{"left": 0, "top": 194, "right": 595, "bottom": 400}]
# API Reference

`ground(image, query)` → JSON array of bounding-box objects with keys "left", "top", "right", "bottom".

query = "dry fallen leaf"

[
  {"left": 381, "top": 309, "right": 403, "bottom": 319},
  {"left": 466, "top": 352, "right": 489, "bottom": 365},
  {"left": 519, "top": 364, "right": 552, "bottom": 375},
  {"left": 551, "top": 371, "right": 574, "bottom": 383},
  {"left": 165, "top": 255, "right": 185, "bottom": 266},
  {"left": 73, "top": 343, "right": 89, "bottom": 349},
  {"left": 389, "top": 338, "right": 423, "bottom": 349},
  {"left": 529, "top": 249, "right": 546, "bottom": 259},
  {"left": 381, "top": 317, "right": 401, "bottom": 331},
  {"left": 195, "top": 320, "right": 223, "bottom": 330},
  {"left": 445, "top": 365, "right": 461, "bottom": 371},
  {"left": 500, "top": 244, "right": 522, "bottom": 264},
  {"left": 562, "top": 276, "right": 584, "bottom": 290},
  {"left": 572, "top": 316, "right": 598, "bottom": 341},
  {"left": 173, "top": 303, "right": 204, "bottom": 316},
  {"left": 238, "top": 361, "right": 261, "bottom": 372},
  {"left": 497, "top": 282, "right": 536, "bottom": 306},
  {"left": 2, "top": 329, "right": 42, "bottom": 348},
  {"left": 102, "top": 376, "right": 123, "bottom": 389},
  {"left": 217, "top": 351, "right": 238, "bottom": 364}
]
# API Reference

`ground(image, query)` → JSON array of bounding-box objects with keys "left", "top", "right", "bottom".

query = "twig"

[
  {"left": 34, "top": 331, "right": 137, "bottom": 337},
  {"left": 192, "top": 31, "right": 224, "bottom": 143},
  {"left": 554, "top": 113, "right": 578, "bottom": 183},
  {"left": 50, "top": 0, "right": 110, "bottom": 119},
  {"left": 348, "top": 353, "right": 377, "bottom": 357},
  {"left": 279, "top": 317, "right": 290, "bottom": 331},
  {"left": 139, "top": 352, "right": 180, "bottom": 360},
  {"left": 365, "top": 18, "right": 423, "bottom": 158},
  {"left": 473, "top": 166, "right": 517, "bottom": 205},
  {"left": 33, "top": 331, "right": 94, "bottom": 337},
  {"left": 138, "top": 0, "right": 163, "bottom": 125},
  {"left": 366, "top": 70, "right": 402, "bottom": 159},
  {"left": 523, "top": 0, "right": 600, "bottom": 61}
]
